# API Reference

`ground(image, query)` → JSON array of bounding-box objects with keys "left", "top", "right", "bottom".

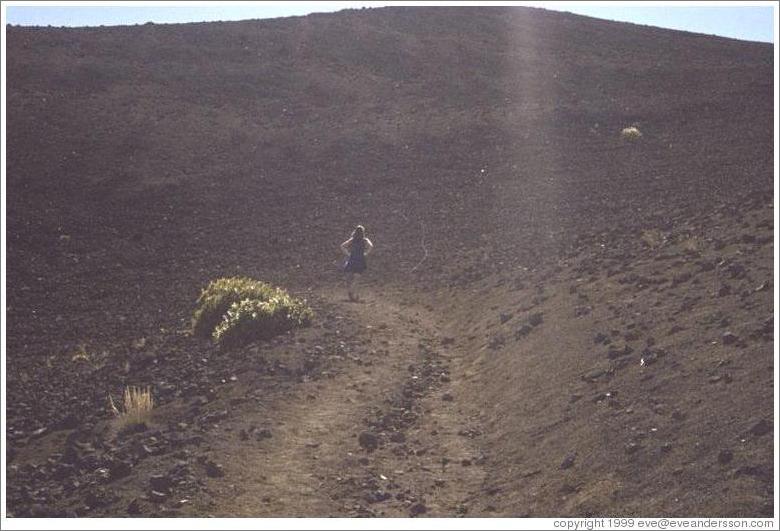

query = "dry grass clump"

[
  {"left": 678, "top": 235, "right": 702, "bottom": 254},
  {"left": 109, "top": 386, "right": 154, "bottom": 428},
  {"left": 621, "top": 126, "right": 642, "bottom": 140},
  {"left": 71, "top": 343, "right": 91, "bottom": 363},
  {"left": 641, "top": 229, "right": 666, "bottom": 248}
]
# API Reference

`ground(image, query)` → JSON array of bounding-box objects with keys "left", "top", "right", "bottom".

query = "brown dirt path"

[{"left": 190, "top": 286, "right": 488, "bottom": 517}]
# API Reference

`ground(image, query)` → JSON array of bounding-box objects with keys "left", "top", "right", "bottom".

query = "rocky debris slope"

[{"left": 433, "top": 192, "right": 773, "bottom": 517}]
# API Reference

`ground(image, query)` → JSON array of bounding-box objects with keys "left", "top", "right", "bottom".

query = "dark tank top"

[
  {"left": 350, "top": 237, "right": 365, "bottom": 259},
  {"left": 345, "top": 237, "right": 367, "bottom": 272}
]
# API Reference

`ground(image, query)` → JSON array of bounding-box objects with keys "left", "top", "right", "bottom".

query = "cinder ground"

[{"left": 4, "top": 6, "right": 774, "bottom": 517}]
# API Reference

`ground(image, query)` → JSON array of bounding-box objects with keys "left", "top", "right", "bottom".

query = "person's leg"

[
  {"left": 346, "top": 273, "right": 355, "bottom": 301},
  {"left": 352, "top": 273, "right": 360, "bottom": 301}
]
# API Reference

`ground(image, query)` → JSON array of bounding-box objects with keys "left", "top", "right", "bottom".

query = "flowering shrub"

[{"left": 192, "top": 277, "right": 312, "bottom": 348}]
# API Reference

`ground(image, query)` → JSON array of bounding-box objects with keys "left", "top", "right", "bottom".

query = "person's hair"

[{"left": 352, "top": 225, "right": 365, "bottom": 241}]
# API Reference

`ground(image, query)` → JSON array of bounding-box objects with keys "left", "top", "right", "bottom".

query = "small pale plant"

[
  {"left": 71, "top": 343, "right": 91, "bottom": 363},
  {"left": 621, "top": 126, "right": 642, "bottom": 140},
  {"left": 641, "top": 229, "right": 666, "bottom": 248},
  {"left": 678, "top": 235, "right": 702, "bottom": 254},
  {"left": 109, "top": 386, "right": 154, "bottom": 428}
]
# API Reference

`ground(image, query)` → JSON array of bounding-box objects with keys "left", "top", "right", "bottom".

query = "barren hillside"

[{"left": 4, "top": 6, "right": 774, "bottom": 518}]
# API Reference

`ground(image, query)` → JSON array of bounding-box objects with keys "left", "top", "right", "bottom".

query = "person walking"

[{"left": 340, "top": 225, "right": 374, "bottom": 302}]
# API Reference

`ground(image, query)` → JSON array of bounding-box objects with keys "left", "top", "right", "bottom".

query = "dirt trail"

[{"left": 194, "top": 287, "right": 487, "bottom": 517}]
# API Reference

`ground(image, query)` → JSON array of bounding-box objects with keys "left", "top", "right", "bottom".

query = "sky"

[{"left": 2, "top": 1, "right": 777, "bottom": 44}]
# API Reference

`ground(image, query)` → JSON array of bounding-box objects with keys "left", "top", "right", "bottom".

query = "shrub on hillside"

[
  {"left": 192, "top": 277, "right": 282, "bottom": 338},
  {"left": 192, "top": 276, "right": 312, "bottom": 348},
  {"left": 213, "top": 294, "right": 313, "bottom": 349},
  {"left": 621, "top": 126, "right": 642, "bottom": 140}
]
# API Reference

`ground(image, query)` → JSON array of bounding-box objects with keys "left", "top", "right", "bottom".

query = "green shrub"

[
  {"left": 621, "top": 126, "right": 642, "bottom": 140},
  {"left": 192, "top": 277, "right": 280, "bottom": 338},
  {"left": 214, "top": 294, "right": 313, "bottom": 349},
  {"left": 192, "top": 276, "right": 312, "bottom": 348}
]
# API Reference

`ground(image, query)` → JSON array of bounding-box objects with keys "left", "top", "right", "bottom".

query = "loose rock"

[
  {"left": 560, "top": 453, "right": 576, "bottom": 470},
  {"left": 607, "top": 343, "right": 633, "bottom": 360},
  {"left": 108, "top": 460, "right": 132, "bottom": 481},
  {"left": 409, "top": 502, "right": 427, "bottom": 516},
  {"left": 149, "top": 490, "right": 169, "bottom": 503},
  {"left": 722, "top": 332, "right": 738, "bottom": 345},
  {"left": 204, "top": 460, "right": 225, "bottom": 478},
  {"left": 127, "top": 498, "right": 141, "bottom": 515},
  {"left": 750, "top": 419, "right": 771, "bottom": 437},
  {"left": 150, "top": 474, "right": 172, "bottom": 492},
  {"left": 358, "top": 431, "right": 379, "bottom": 451}
]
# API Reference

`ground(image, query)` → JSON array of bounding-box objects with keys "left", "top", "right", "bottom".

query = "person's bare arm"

[
  {"left": 340, "top": 238, "right": 352, "bottom": 256},
  {"left": 364, "top": 238, "right": 374, "bottom": 256}
]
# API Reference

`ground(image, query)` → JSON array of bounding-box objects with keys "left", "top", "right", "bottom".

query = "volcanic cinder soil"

[{"left": 4, "top": 6, "right": 775, "bottom": 518}]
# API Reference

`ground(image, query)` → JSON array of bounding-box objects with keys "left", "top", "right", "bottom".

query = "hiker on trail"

[{"left": 340, "top": 224, "right": 374, "bottom": 302}]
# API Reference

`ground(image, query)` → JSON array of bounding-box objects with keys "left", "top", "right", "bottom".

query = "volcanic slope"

[{"left": 4, "top": 6, "right": 774, "bottom": 517}]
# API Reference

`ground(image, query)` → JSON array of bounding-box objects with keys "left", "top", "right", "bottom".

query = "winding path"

[{"left": 201, "top": 287, "right": 487, "bottom": 517}]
